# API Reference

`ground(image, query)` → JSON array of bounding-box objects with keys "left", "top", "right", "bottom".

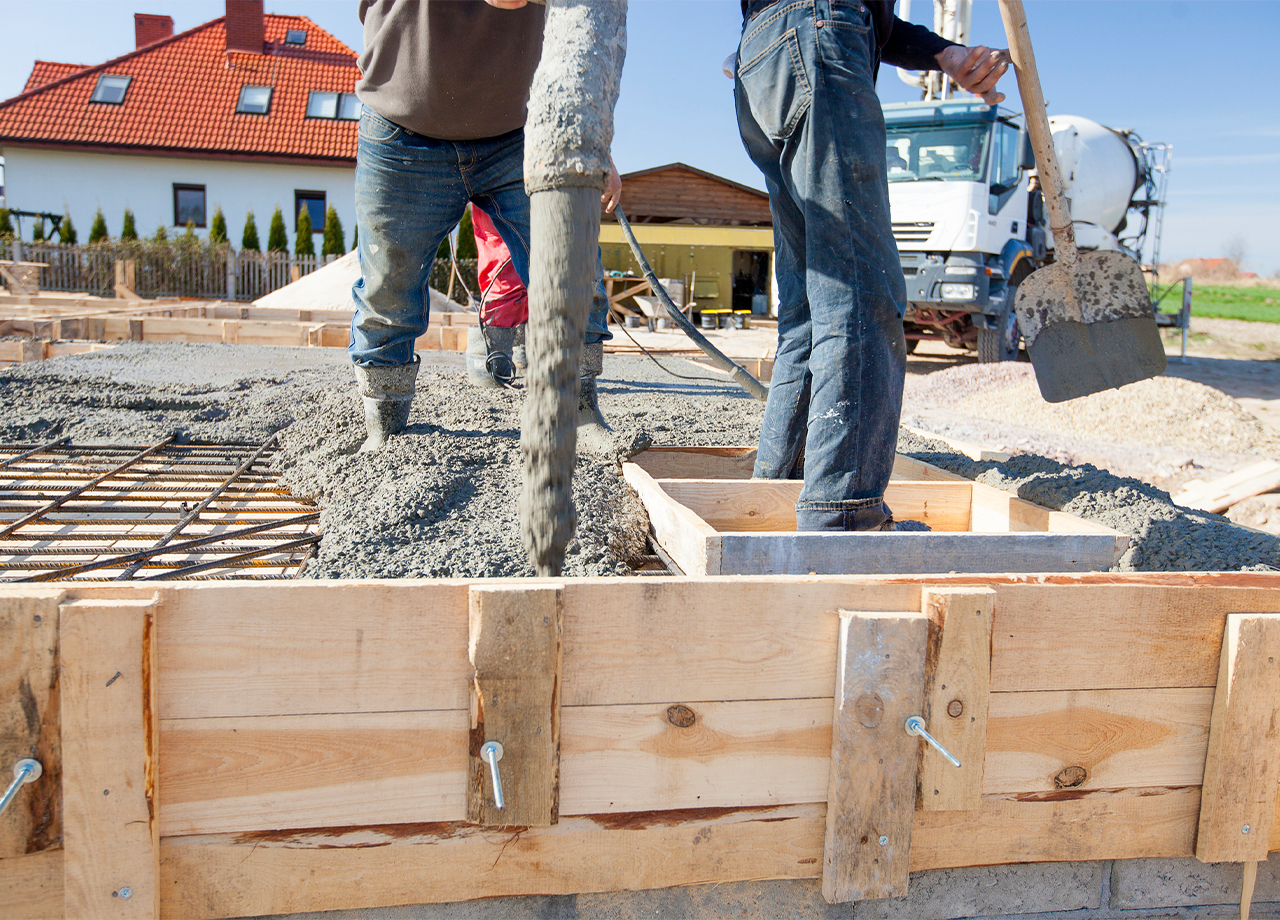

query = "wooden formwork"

[{"left": 3, "top": 573, "right": 1280, "bottom": 919}]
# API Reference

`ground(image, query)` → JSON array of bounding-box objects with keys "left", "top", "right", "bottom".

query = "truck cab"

[{"left": 884, "top": 100, "right": 1040, "bottom": 362}]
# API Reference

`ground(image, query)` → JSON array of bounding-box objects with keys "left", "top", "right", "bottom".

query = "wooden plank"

[
  {"left": 157, "top": 711, "right": 468, "bottom": 836},
  {"left": 621, "top": 464, "right": 720, "bottom": 575},
  {"left": 630, "top": 446, "right": 758, "bottom": 480},
  {"left": 154, "top": 786, "right": 1200, "bottom": 919},
  {"left": 467, "top": 585, "right": 562, "bottom": 827},
  {"left": 985, "top": 688, "right": 1213, "bottom": 793},
  {"left": 968, "top": 481, "right": 1130, "bottom": 564},
  {"left": 157, "top": 583, "right": 471, "bottom": 719},
  {"left": 0, "top": 589, "right": 64, "bottom": 859},
  {"left": 0, "top": 848, "right": 62, "bottom": 920},
  {"left": 920, "top": 588, "right": 994, "bottom": 811},
  {"left": 892, "top": 455, "right": 971, "bottom": 483},
  {"left": 60, "top": 597, "right": 160, "bottom": 919},
  {"left": 1174, "top": 461, "right": 1280, "bottom": 513},
  {"left": 823, "top": 610, "right": 929, "bottom": 903},
  {"left": 1196, "top": 613, "right": 1280, "bottom": 863}
]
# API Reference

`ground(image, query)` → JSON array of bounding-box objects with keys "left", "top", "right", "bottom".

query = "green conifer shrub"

[
  {"left": 267, "top": 207, "right": 288, "bottom": 253},
  {"left": 295, "top": 206, "right": 316, "bottom": 257},
  {"left": 241, "top": 211, "right": 260, "bottom": 252}
]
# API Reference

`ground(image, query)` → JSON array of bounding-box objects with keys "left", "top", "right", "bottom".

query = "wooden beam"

[
  {"left": 0, "top": 849, "right": 62, "bottom": 920},
  {"left": 621, "top": 464, "right": 721, "bottom": 575},
  {"left": 1196, "top": 613, "right": 1280, "bottom": 863},
  {"left": 467, "top": 585, "right": 562, "bottom": 827},
  {"left": 0, "top": 588, "right": 64, "bottom": 859},
  {"left": 823, "top": 609, "right": 929, "bottom": 903},
  {"left": 630, "top": 446, "right": 758, "bottom": 480},
  {"left": 60, "top": 597, "right": 160, "bottom": 920},
  {"left": 920, "top": 588, "right": 995, "bottom": 811}
]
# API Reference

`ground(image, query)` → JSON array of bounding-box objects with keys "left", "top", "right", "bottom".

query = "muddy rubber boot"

[
  {"left": 465, "top": 325, "right": 518, "bottom": 387},
  {"left": 353, "top": 358, "right": 419, "bottom": 453},
  {"left": 511, "top": 323, "right": 527, "bottom": 371},
  {"left": 576, "top": 342, "right": 619, "bottom": 458}
]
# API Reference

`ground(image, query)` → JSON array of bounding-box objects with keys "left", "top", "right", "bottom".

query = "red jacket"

[{"left": 472, "top": 206, "right": 528, "bottom": 328}]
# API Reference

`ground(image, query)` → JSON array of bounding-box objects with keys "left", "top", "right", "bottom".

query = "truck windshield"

[{"left": 885, "top": 122, "right": 990, "bottom": 182}]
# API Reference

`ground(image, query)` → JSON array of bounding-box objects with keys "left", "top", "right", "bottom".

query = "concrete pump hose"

[{"left": 520, "top": 0, "right": 627, "bottom": 577}]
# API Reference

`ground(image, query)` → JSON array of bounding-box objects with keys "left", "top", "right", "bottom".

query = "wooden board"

[
  {"left": 0, "top": 849, "right": 61, "bottom": 920},
  {"left": 823, "top": 610, "right": 928, "bottom": 902},
  {"left": 1196, "top": 613, "right": 1280, "bottom": 863},
  {"left": 920, "top": 588, "right": 994, "bottom": 811},
  {"left": 0, "top": 588, "right": 64, "bottom": 858},
  {"left": 621, "top": 464, "right": 720, "bottom": 575},
  {"left": 630, "top": 446, "right": 758, "bottom": 480},
  {"left": 60, "top": 597, "right": 160, "bottom": 920},
  {"left": 466, "top": 586, "right": 562, "bottom": 827}
]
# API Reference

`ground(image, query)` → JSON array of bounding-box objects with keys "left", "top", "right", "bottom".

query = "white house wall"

[{"left": 0, "top": 147, "right": 355, "bottom": 246}]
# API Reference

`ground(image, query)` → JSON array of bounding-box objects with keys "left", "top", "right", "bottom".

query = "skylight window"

[
  {"left": 306, "top": 91, "right": 360, "bottom": 121},
  {"left": 236, "top": 85, "right": 273, "bottom": 115},
  {"left": 285, "top": 29, "right": 307, "bottom": 45},
  {"left": 90, "top": 74, "right": 132, "bottom": 105}
]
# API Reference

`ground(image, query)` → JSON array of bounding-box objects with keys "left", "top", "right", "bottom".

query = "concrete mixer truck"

[{"left": 886, "top": 100, "right": 1171, "bottom": 362}]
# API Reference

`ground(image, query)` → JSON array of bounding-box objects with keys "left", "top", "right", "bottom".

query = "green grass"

[{"left": 1151, "top": 282, "right": 1280, "bottom": 323}]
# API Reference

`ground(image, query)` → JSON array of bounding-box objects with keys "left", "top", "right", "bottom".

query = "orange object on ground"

[{"left": 472, "top": 206, "right": 528, "bottom": 328}]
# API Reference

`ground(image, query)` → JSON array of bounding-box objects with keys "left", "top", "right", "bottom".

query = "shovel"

[{"left": 998, "top": 0, "right": 1167, "bottom": 403}]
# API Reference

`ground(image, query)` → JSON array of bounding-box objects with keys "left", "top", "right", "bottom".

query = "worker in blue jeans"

[{"left": 735, "top": 0, "right": 1009, "bottom": 530}]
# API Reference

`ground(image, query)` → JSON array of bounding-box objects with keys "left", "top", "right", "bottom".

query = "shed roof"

[{"left": 609, "top": 163, "right": 772, "bottom": 227}]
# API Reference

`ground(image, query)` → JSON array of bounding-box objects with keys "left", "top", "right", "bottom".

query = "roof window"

[
  {"left": 90, "top": 74, "right": 132, "bottom": 105},
  {"left": 236, "top": 85, "right": 273, "bottom": 115},
  {"left": 284, "top": 29, "right": 307, "bottom": 45},
  {"left": 306, "top": 91, "right": 360, "bottom": 121}
]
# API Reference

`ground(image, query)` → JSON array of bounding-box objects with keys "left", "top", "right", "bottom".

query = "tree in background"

[
  {"left": 242, "top": 211, "right": 261, "bottom": 252},
  {"left": 295, "top": 206, "right": 316, "bottom": 257},
  {"left": 435, "top": 205, "right": 476, "bottom": 260},
  {"left": 209, "top": 207, "right": 229, "bottom": 245},
  {"left": 31, "top": 218, "right": 45, "bottom": 242},
  {"left": 267, "top": 207, "right": 288, "bottom": 253},
  {"left": 1224, "top": 235, "right": 1247, "bottom": 275},
  {"left": 0, "top": 209, "right": 13, "bottom": 239},
  {"left": 352, "top": 223, "right": 357, "bottom": 250},
  {"left": 321, "top": 206, "right": 345, "bottom": 256},
  {"left": 152, "top": 225, "right": 167, "bottom": 243},
  {"left": 181, "top": 220, "right": 198, "bottom": 244},
  {"left": 58, "top": 211, "right": 77, "bottom": 245},
  {"left": 88, "top": 209, "right": 109, "bottom": 244},
  {"left": 121, "top": 209, "right": 138, "bottom": 241}
]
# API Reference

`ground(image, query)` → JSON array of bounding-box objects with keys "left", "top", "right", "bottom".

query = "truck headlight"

[{"left": 941, "top": 283, "right": 976, "bottom": 301}]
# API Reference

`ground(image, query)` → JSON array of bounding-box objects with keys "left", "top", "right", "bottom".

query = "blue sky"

[{"left": 1, "top": 1, "right": 1276, "bottom": 274}]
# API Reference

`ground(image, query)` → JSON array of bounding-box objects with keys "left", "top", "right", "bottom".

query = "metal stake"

[
  {"left": 480, "top": 741, "right": 505, "bottom": 809},
  {"left": 0, "top": 759, "right": 42, "bottom": 818},
  {"left": 905, "top": 715, "right": 962, "bottom": 768}
]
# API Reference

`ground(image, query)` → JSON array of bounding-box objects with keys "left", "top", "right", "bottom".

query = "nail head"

[
  {"left": 119, "top": 887, "right": 133, "bottom": 900},
  {"left": 878, "top": 835, "right": 888, "bottom": 846}
]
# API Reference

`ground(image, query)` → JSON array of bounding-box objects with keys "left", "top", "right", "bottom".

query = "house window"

[
  {"left": 90, "top": 74, "right": 132, "bottom": 105},
  {"left": 173, "top": 184, "right": 206, "bottom": 228},
  {"left": 306, "top": 91, "right": 360, "bottom": 121},
  {"left": 294, "top": 191, "right": 325, "bottom": 232},
  {"left": 235, "top": 85, "right": 272, "bottom": 115},
  {"left": 285, "top": 29, "right": 307, "bottom": 45}
]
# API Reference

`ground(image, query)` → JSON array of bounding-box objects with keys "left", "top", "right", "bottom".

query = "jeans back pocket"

[{"left": 737, "top": 27, "right": 811, "bottom": 142}]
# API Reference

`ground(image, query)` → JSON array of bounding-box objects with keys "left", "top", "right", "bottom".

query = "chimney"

[
  {"left": 225, "top": 0, "right": 265, "bottom": 54},
  {"left": 134, "top": 13, "right": 174, "bottom": 49}
]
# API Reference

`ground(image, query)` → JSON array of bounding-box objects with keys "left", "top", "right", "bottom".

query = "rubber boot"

[
  {"left": 576, "top": 341, "right": 619, "bottom": 458},
  {"left": 353, "top": 358, "right": 419, "bottom": 453},
  {"left": 465, "top": 325, "right": 518, "bottom": 387},
  {"left": 511, "top": 323, "right": 527, "bottom": 371}
]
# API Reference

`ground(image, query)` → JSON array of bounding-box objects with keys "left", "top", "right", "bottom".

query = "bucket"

[
  {"left": 625, "top": 315, "right": 642, "bottom": 328},
  {"left": 700, "top": 313, "right": 716, "bottom": 329}
]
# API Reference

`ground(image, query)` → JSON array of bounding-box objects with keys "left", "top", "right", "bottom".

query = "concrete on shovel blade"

[{"left": 1027, "top": 316, "right": 1167, "bottom": 403}]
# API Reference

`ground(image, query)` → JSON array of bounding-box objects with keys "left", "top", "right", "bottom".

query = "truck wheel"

[{"left": 977, "top": 265, "right": 1030, "bottom": 363}]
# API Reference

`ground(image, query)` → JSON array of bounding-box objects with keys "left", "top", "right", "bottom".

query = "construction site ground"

[{"left": 5, "top": 313, "right": 1280, "bottom": 918}]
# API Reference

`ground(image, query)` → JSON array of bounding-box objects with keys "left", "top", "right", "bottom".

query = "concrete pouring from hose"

[{"left": 520, "top": 0, "right": 627, "bottom": 577}]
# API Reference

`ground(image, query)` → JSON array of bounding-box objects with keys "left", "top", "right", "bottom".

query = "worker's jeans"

[
  {"left": 736, "top": 0, "right": 907, "bottom": 530},
  {"left": 350, "top": 111, "right": 610, "bottom": 368}
]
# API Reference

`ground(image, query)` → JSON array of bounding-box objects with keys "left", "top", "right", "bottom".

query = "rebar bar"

[
  {"left": 0, "top": 437, "right": 72, "bottom": 469},
  {"left": 140, "top": 535, "right": 322, "bottom": 580}
]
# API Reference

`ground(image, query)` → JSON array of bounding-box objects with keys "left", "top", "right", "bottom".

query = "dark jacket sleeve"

[{"left": 880, "top": 17, "right": 957, "bottom": 71}]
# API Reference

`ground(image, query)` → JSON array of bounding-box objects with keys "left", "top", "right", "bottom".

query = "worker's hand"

[
  {"left": 935, "top": 45, "right": 1009, "bottom": 105},
  {"left": 602, "top": 158, "right": 622, "bottom": 214},
  {"left": 483, "top": 0, "right": 528, "bottom": 8}
]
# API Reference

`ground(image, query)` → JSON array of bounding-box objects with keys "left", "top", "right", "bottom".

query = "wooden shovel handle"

[{"left": 997, "top": 0, "right": 1077, "bottom": 273}]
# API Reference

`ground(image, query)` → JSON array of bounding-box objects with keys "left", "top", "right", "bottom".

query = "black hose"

[{"left": 614, "top": 208, "right": 769, "bottom": 401}]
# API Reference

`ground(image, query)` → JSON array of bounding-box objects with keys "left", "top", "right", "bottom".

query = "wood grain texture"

[
  {"left": 467, "top": 586, "right": 562, "bottom": 827},
  {"left": 0, "top": 848, "right": 62, "bottom": 920},
  {"left": 157, "top": 711, "right": 469, "bottom": 836},
  {"left": 157, "top": 583, "right": 471, "bottom": 719},
  {"left": 823, "top": 611, "right": 929, "bottom": 903},
  {"left": 630, "top": 447, "right": 758, "bottom": 480},
  {"left": 60, "top": 598, "right": 160, "bottom": 920},
  {"left": 156, "top": 786, "right": 1202, "bottom": 920},
  {"left": 1196, "top": 613, "right": 1280, "bottom": 863},
  {"left": 0, "top": 588, "right": 64, "bottom": 859},
  {"left": 920, "top": 588, "right": 995, "bottom": 811},
  {"left": 621, "top": 464, "right": 719, "bottom": 575}
]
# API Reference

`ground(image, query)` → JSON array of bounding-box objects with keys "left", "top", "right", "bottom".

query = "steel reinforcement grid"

[{"left": 0, "top": 437, "right": 320, "bottom": 582}]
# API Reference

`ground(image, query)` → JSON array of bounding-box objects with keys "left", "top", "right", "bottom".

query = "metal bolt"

[
  {"left": 878, "top": 835, "right": 889, "bottom": 846},
  {"left": 0, "top": 759, "right": 42, "bottom": 819},
  {"left": 1243, "top": 825, "right": 1252, "bottom": 835},
  {"left": 480, "top": 741, "right": 505, "bottom": 810},
  {"left": 118, "top": 887, "right": 133, "bottom": 900},
  {"left": 905, "top": 715, "right": 962, "bottom": 768}
]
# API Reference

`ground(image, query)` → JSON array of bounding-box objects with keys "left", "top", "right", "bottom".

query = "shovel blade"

[{"left": 1015, "top": 250, "right": 1167, "bottom": 403}]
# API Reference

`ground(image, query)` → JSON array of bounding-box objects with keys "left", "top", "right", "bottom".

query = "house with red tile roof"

[{"left": 0, "top": 1, "right": 358, "bottom": 247}]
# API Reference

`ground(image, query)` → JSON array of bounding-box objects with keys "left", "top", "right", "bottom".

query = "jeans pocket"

[
  {"left": 358, "top": 109, "right": 403, "bottom": 143},
  {"left": 737, "top": 27, "right": 811, "bottom": 142}
]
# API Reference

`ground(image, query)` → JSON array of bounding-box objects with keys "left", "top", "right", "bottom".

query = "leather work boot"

[
  {"left": 353, "top": 358, "right": 420, "bottom": 453},
  {"left": 465, "top": 325, "right": 519, "bottom": 387}
]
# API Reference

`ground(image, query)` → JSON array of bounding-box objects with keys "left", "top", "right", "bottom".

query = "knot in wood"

[
  {"left": 666, "top": 704, "right": 697, "bottom": 728},
  {"left": 854, "top": 692, "right": 884, "bottom": 729},
  {"left": 947, "top": 699, "right": 964, "bottom": 718},
  {"left": 1053, "top": 765, "right": 1088, "bottom": 789}
]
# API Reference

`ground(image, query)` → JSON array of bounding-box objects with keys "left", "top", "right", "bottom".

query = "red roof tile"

[
  {"left": 23, "top": 61, "right": 90, "bottom": 94},
  {"left": 0, "top": 14, "right": 359, "bottom": 165}
]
